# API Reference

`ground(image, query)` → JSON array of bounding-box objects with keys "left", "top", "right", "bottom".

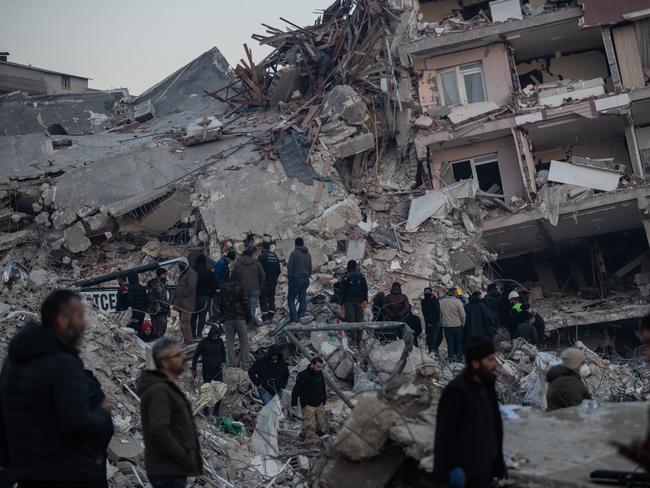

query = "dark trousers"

[
  {"left": 148, "top": 476, "right": 187, "bottom": 488},
  {"left": 444, "top": 327, "right": 464, "bottom": 362},
  {"left": 191, "top": 295, "right": 211, "bottom": 338},
  {"left": 426, "top": 323, "right": 443, "bottom": 353},
  {"left": 260, "top": 283, "right": 277, "bottom": 320},
  {"left": 344, "top": 301, "right": 364, "bottom": 344},
  {"left": 288, "top": 277, "right": 309, "bottom": 322},
  {"left": 128, "top": 310, "right": 145, "bottom": 333}
]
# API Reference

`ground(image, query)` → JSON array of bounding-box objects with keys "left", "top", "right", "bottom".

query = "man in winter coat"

[
  {"left": 464, "top": 291, "right": 496, "bottom": 345},
  {"left": 258, "top": 242, "right": 281, "bottom": 322},
  {"left": 291, "top": 357, "right": 327, "bottom": 440},
  {"left": 434, "top": 336, "right": 506, "bottom": 488},
  {"left": 421, "top": 287, "right": 442, "bottom": 354},
  {"left": 139, "top": 338, "right": 202, "bottom": 488},
  {"left": 337, "top": 260, "right": 369, "bottom": 345},
  {"left": 382, "top": 282, "right": 411, "bottom": 341},
  {"left": 248, "top": 345, "right": 289, "bottom": 405},
  {"left": 127, "top": 272, "right": 149, "bottom": 334},
  {"left": 233, "top": 247, "right": 266, "bottom": 328},
  {"left": 148, "top": 268, "right": 170, "bottom": 338},
  {"left": 288, "top": 238, "right": 312, "bottom": 323},
  {"left": 174, "top": 258, "right": 198, "bottom": 344},
  {"left": 546, "top": 348, "right": 591, "bottom": 410},
  {"left": 191, "top": 254, "right": 217, "bottom": 339},
  {"left": 483, "top": 283, "right": 502, "bottom": 326},
  {"left": 220, "top": 271, "right": 252, "bottom": 369},
  {"left": 191, "top": 325, "right": 226, "bottom": 416},
  {"left": 440, "top": 288, "right": 467, "bottom": 363},
  {"left": 506, "top": 291, "right": 523, "bottom": 338},
  {"left": 0, "top": 290, "right": 114, "bottom": 488},
  {"left": 516, "top": 311, "right": 539, "bottom": 345}
]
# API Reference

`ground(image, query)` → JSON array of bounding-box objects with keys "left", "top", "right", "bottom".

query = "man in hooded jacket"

[
  {"left": 287, "top": 238, "right": 312, "bottom": 323},
  {"left": 464, "top": 291, "right": 496, "bottom": 345},
  {"left": 233, "top": 247, "right": 266, "bottom": 328},
  {"left": 248, "top": 345, "right": 289, "bottom": 405},
  {"left": 191, "top": 325, "right": 226, "bottom": 416},
  {"left": 0, "top": 290, "right": 114, "bottom": 488}
]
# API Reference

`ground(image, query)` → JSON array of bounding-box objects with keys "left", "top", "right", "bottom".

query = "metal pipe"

[
  {"left": 283, "top": 321, "right": 406, "bottom": 332},
  {"left": 285, "top": 331, "right": 354, "bottom": 409},
  {"left": 73, "top": 257, "right": 185, "bottom": 288}
]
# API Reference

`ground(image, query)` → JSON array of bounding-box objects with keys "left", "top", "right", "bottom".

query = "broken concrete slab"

[
  {"left": 108, "top": 437, "right": 144, "bottom": 463},
  {"left": 274, "top": 129, "right": 320, "bottom": 185},
  {"left": 84, "top": 213, "right": 114, "bottom": 236},
  {"left": 134, "top": 99, "right": 155, "bottom": 123},
  {"left": 318, "top": 446, "right": 405, "bottom": 488},
  {"left": 26, "top": 268, "right": 53, "bottom": 290},
  {"left": 331, "top": 133, "right": 375, "bottom": 159},
  {"left": 389, "top": 422, "right": 435, "bottom": 459},
  {"left": 183, "top": 116, "right": 223, "bottom": 146},
  {"left": 447, "top": 101, "right": 501, "bottom": 124},
  {"left": 333, "top": 395, "right": 400, "bottom": 461},
  {"left": 406, "top": 179, "right": 478, "bottom": 232},
  {"left": 121, "top": 188, "right": 191, "bottom": 235},
  {"left": 64, "top": 222, "right": 91, "bottom": 253},
  {"left": 548, "top": 160, "right": 621, "bottom": 192},
  {"left": 538, "top": 78, "right": 606, "bottom": 108},
  {"left": 52, "top": 207, "right": 79, "bottom": 229},
  {"left": 0, "top": 230, "right": 37, "bottom": 251}
]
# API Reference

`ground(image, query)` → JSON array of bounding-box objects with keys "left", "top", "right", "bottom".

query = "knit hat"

[{"left": 561, "top": 348, "right": 585, "bottom": 371}]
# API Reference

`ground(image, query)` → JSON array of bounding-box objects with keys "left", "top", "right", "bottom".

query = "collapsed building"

[{"left": 1, "top": 0, "right": 650, "bottom": 487}]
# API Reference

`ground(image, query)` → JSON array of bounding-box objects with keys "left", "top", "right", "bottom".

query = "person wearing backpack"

[{"left": 147, "top": 268, "right": 170, "bottom": 338}]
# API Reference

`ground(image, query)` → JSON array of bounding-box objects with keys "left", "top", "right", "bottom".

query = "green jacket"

[
  {"left": 546, "top": 365, "right": 591, "bottom": 411},
  {"left": 137, "top": 370, "right": 202, "bottom": 477}
]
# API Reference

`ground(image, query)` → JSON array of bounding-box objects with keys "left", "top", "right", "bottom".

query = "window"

[
  {"left": 439, "top": 62, "right": 486, "bottom": 106},
  {"left": 61, "top": 75, "right": 70, "bottom": 89},
  {"left": 451, "top": 153, "right": 503, "bottom": 193}
]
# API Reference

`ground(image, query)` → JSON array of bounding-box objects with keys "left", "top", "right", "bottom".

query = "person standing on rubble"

[
  {"left": 463, "top": 291, "right": 496, "bottom": 345},
  {"left": 233, "top": 247, "right": 266, "bottom": 328},
  {"left": 291, "top": 357, "right": 328, "bottom": 441},
  {"left": 546, "top": 348, "right": 591, "bottom": 410},
  {"left": 191, "top": 324, "right": 226, "bottom": 417},
  {"left": 191, "top": 254, "right": 217, "bottom": 339},
  {"left": 383, "top": 282, "right": 411, "bottom": 340},
  {"left": 434, "top": 336, "right": 506, "bottom": 488},
  {"left": 440, "top": 287, "right": 467, "bottom": 363},
  {"left": 248, "top": 344, "right": 289, "bottom": 405},
  {"left": 288, "top": 237, "right": 312, "bottom": 323},
  {"left": 174, "top": 257, "right": 198, "bottom": 344},
  {"left": 258, "top": 242, "right": 281, "bottom": 322},
  {"left": 506, "top": 291, "right": 523, "bottom": 338},
  {"left": 127, "top": 272, "right": 149, "bottom": 334},
  {"left": 618, "top": 317, "right": 650, "bottom": 469},
  {"left": 148, "top": 268, "right": 171, "bottom": 338},
  {"left": 212, "top": 250, "right": 237, "bottom": 320},
  {"left": 421, "top": 287, "right": 442, "bottom": 355},
  {"left": 116, "top": 274, "right": 129, "bottom": 312},
  {"left": 483, "top": 283, "right": 502, "bottom": 327},
  {"left": 0, "top": 290, "right": 114, "bottom": 488},
  {"left": 515, "top": 311, "right": 539, "bottom": 345},
  {"left": 530, "top": 308, "right": 545, "bottom": 342},
  {"left": 138, "top": 338, "right": 202, "bottom": 488},
  {"left": 337, "top": 260, "right": 369, "bottom": 345},
  {"left": 220, "top": 270, "right": 252, "bottom": 369}
]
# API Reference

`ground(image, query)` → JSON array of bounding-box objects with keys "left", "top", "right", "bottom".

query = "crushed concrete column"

[{"left": 624, "top": 115, "right": 645, "bottom": 178}]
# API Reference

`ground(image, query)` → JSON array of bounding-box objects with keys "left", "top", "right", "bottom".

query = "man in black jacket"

[
  {"left": 337, "top": 260, "right": 368, "bottom": 345},
  {"left": 248, "top": 345, "right": 289, "bottom": 405},
  {"left": 191, "top": 324, "right": 226, "bottom": 416},
  {"left": 126, "top": 272, "right": 149, "bottom": 335},
  {"left": 0, "top": 290, "right": 114, "bottom": 488},
  {"left": 192, "top": 254, "right": 217, "bottom": 340},
  {"left": 464, "top": 291, "right": 497, "bottom": 346},
  {"left": 258, "top": 242, "right": 281, "bottom": 322},
  {"left": 291, "top": 357, "right": 327, "bottom": 440},
  {"left": 434, "top": 336, "right": 506, "bottom": 488},
  {"left": 421, "top": 288, "right": 442, "bottom": 354}
]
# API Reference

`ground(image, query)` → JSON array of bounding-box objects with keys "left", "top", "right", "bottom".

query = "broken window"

[
  {"left": 61, "top": 75, "right": 70, "bottom": 90},
  {"left": 439, "top": 62, "right": 486, "bottom": 106},
  {"left": 451, "top": 153, "right": 503, "bottom": 192}
]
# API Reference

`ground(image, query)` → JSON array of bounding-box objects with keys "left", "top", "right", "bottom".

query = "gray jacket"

[{"left": 288, "top": 246, "right": 312, "bottom": 279}]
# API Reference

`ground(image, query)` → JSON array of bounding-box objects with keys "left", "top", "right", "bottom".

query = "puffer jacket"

[
  {"left": 137, "top": 370, "right": 202, "bottom": 477},
  {"left": 220, "top": 281, "right": 252, "bottom": 322},
  {"left": 0, "top": 322, "right": 113, "bottom": 482},
  {"left": 546, "top": 365, "right": 591, "bottom": 410},
  {"left": 337, "top": 270, "right": 369, "bottom": 304}
]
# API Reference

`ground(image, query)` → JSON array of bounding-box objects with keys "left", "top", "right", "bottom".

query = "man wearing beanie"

[
  {"left": 546, "top": 348, "right": 591, "bottom": 410},
  {"left": 434, "top": 336, "right": 506, "bottom": 488}
]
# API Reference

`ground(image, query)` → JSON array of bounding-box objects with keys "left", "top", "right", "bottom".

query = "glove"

[{"left": 449, "top": 467, "right": 466, "bottom": 488}]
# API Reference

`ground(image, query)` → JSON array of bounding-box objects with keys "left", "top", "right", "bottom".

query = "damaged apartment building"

[{"left": 399, "top": 0, "right": 650, "bottom": 337}]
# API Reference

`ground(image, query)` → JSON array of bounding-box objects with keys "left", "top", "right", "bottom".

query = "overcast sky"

[{"left": 0, "top": 0, "right": 329, "bottom": 95}]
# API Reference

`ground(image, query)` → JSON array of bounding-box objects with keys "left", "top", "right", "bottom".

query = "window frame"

[
  {"left": 61, "top": 75, "right": 71, "bottom": 90},
  {"left": 450, "top": 153, "right": 500, "bottom": 188},
  {"left": 438, "top": 62, "right": 487, "bottom": 106}
]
